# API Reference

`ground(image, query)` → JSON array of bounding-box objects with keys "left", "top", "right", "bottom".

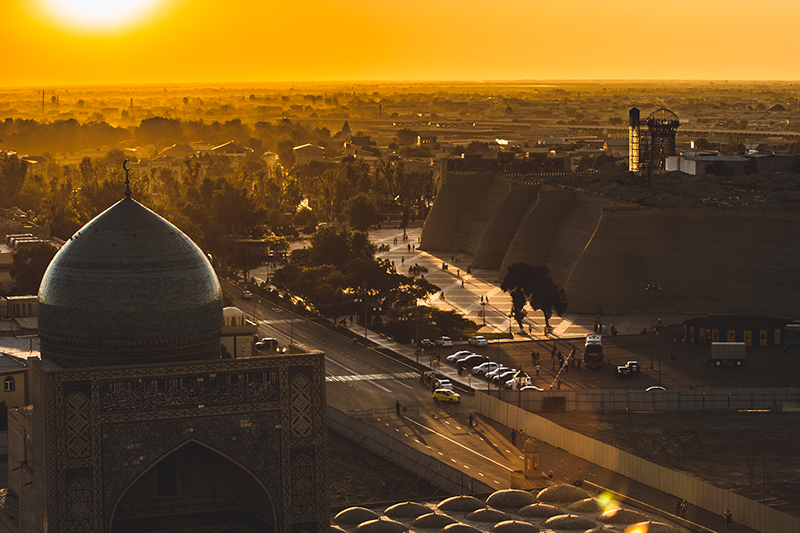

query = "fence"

[
  {"left": 476, "top": 391, "right": 800, "bottom": 533},
  {"left": 490, "top": 387, "right": 800, "bottom": 413},
  {"left": 327, "top": 405, "right": 493, "bottom": 496}
]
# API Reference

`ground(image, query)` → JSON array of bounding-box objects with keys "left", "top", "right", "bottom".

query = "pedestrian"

[
  {"left": 401, "top": 256, "right": 405, "bottom": 265},
  {"left": 467, "top": 266, "right": 471, "bottom": 275},
  {"left": 528, "top": 324, "right": 532, "bottom": 335},
  {"left": 680, "top": 500, "right": 687, "bottom": 518},
  {"left": 675, "top": 500, "right": 681, "bottom": 516},
  {"left": 557, "top": 379, "right": 562, "bottom": 390},
  {"left": 456, "top": 269, "right": 460, "bottom": 277},
  {"left": 690, "top": 382, "right": 695, "bottom": 390},
  {"left": 510, "top": 428, "right": 517, "bottom": 446},
  {"left": 461, "top": 280, "right": 464, "bottom": 288},
  {"left": 407, "top": 243, "right": 411, "bottom": 252},
  {"left": 723, "top": 509, "right": 732, "bottom": 528},
  {"left": 395, "top": 400, "right": 402, "bottom": 417},
  {"left": 536, "top": 364, "right": 540, "bottom": 376},
  {"left": 468, "top": 413, "right": 474, "bottom": 428}
]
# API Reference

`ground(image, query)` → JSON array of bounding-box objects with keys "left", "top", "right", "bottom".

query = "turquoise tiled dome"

[{"left": 38, "top": 197, "right": 222, "bottom": 367}]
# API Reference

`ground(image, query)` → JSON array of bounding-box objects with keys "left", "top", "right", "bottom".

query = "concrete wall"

[
  {"left": 476, "top": 392, "right": 800, "bottom": 533},
  {"left": 491, "top": 387, "right": 799, "bottom": 412},
  {"left": 327, "top": 406, "right": 493, "bottom": 495}
]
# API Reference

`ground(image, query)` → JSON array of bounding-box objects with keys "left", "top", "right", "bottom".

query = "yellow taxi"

[{"left": 433, "top": 389, "right": 460, "bottom": 403}]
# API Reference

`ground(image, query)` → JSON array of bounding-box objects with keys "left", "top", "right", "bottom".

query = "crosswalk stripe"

[{"left": 325, "top": 371, "right": 418, "bottom": 382}]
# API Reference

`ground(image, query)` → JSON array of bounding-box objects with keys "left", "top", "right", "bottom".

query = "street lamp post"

[{"left": 646, "top": 284, "right": 661, "bottom": 370}]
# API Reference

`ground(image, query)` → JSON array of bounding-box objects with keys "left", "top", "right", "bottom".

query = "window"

[{"left": 4, "top": 376, "right": 14, "bottom": 392}]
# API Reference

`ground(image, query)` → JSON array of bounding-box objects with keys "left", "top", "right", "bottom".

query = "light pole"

[{"left": 646, "top": 284, "right": 661, "bottom": 370}]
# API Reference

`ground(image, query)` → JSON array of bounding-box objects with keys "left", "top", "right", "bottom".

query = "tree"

[
  {"left": 346, "top": 193, "right": 378, "bottom": 233},
  {"left": 10, "top": 242, "right": 57, "bottom": 295},
  {"left": 0, "top": 152, "right": 28, "bottom": 207},
  {"left": 500, "top": 263, "right": 567, "bottom": 332}
]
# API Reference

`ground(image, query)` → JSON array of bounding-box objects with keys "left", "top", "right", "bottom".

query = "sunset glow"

[
  {"left": 2, "top": 0, "right": 800, "bottom": 86},
  {"left": 36, "top": 0, "right": 165, "bottom": 32}
]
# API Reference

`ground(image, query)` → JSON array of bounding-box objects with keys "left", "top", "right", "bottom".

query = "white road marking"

[{"left": 403, "top": 417, "right": 514, "bottom": 472}]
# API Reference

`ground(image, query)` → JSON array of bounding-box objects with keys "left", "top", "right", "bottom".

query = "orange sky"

[{"left": 2, "top": 0, "right": 799, "bottom": 86}]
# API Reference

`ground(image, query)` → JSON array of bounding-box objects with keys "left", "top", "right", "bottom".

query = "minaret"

[{"left": 628, "top": 108, "right": 640, "bottom": 172}]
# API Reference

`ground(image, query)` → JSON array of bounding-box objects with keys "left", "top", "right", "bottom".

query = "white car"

[
  {"left": 468, "top": 335, "right": 488, "bottom": 346},
  {"left": 446, "top": 350, "right": 473, "bottom": 362},
  {"left": 472, "top": 362, "right": 499, "bottom": 375},
  {"left": 436, "top": 336, "right": 453, "bottom": 347},
  {"left": 486, "top": 366, "right": 512, "bottom": 379},
  {"left": 434, "top": 378, "right": 453, "bottom": 390}
]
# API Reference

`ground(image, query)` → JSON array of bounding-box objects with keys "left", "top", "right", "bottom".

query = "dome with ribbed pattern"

[{"left": 38, "top": 197, "right": 222, "bottom": 367}]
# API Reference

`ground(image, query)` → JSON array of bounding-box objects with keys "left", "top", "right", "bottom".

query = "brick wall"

[{"left": 420, "top": 172, "right": 494, "bottom": 251}]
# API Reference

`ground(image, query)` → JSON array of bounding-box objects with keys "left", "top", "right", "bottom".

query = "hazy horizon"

[{"left": 3, "top": 0, "right": 800, "bottom": 87}]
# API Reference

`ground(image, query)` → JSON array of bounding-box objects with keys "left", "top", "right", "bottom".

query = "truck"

[
  {"left": 709, "top": 342, "right": 746, "bottom": 367},
  {"left": 583, "top": 334, "right": 604, "bottom": 368}
]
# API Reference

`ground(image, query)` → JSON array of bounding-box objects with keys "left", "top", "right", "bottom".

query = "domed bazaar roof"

[{"left": 38, "top": 196, "right": 222, "bottom": 367}]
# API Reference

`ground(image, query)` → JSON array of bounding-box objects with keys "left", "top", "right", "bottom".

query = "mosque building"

[{"left": 0, "top": 184, "right": 328, "bottom": 532}]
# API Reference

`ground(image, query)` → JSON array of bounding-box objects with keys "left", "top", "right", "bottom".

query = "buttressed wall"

[{"left": 421, "top": 169, "right": 800, "bottom": 317}]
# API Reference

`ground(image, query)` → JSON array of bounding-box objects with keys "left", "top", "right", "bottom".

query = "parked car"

[
  {"left": 457, "top": 354, "right": 488, "bottom": 369},
  {"left": 615, "top": 361, "right": 640, "bottom": 377},
  {"left": 434, "top": 378, "right": 453, "bottom": 390},
  {"left": 241, "top": 291, "right": 253, "bottom": 300},
  {"left": 436, "top": 336, "right": 453, "bottom": 347},
  {"left": 433, "top": 389, "right": 461, "bottom": 403},
  {"left": 418, "top": 339, "right": 434, "bottom": 348},
  {"left": 493, "top": 370, "right": 518, "bottom": 384},
  {"left": 446, "top": 350, "right": 474, "bottom": 362},
  {"left": 468, "top": 335, "right": 488, "bottom": 347},
  {"left": 472, "top": 362, "right": 500, "bottom": 376},
  {"left": 485, "top": 366, "right": 511, "bottom": 379}
]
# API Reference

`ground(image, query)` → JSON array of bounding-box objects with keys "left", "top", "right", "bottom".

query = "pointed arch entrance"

[{"left": 110, "top": 441, "right": 275, "bottom": 533}]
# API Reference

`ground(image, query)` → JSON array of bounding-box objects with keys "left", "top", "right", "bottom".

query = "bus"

[{"left": 583, "top": 334, "right": 604, "bottom": 368}]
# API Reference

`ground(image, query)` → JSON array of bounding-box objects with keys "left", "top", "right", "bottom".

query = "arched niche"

[{"left": 109, "top": 441, "right": 276, "bottom": 533}]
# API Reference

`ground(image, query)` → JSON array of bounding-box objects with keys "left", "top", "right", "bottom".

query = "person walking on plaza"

[
  {"left": 510, "top": 428, "right": 517, "bottom": 446},
  {"left": 468, "top": 413, "right": 474, "bottom": 428},
  {"left": 680, "top": 500, "right": 687, "bottom": 518},
  {"left": 395, "top": 400, "right": 402, "bottom": 417}
]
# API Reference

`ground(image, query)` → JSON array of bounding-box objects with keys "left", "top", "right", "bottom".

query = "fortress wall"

[
  {"left": 471, "top": 181, "right": 541, "bottom": 269},
  {"left": 545, "top": 192, "right": 621, "bottom": 289},
  {"left": 461, "top": 176, "right": 521, "bottom": 256},
  {"left": 420, "top": 172, "right": 494, "bottom": 251},
  {"left": 565, "top": 207, "right": 800, "bottom": 316},
  {"left": 500, "top": 188, "right": 575, "bottom": 277}
]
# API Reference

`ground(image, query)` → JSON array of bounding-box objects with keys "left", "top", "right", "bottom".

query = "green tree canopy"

[
  {"left": 346, "top": 192, "right": 378, "bottom": 233},
  {"left": 500, "top": 263, "right": 567, "bottom": 332}
]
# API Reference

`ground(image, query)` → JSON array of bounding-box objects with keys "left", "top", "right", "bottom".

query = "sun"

[{"left": 37, "top": 0, "right": 165, "bottom": 33}]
